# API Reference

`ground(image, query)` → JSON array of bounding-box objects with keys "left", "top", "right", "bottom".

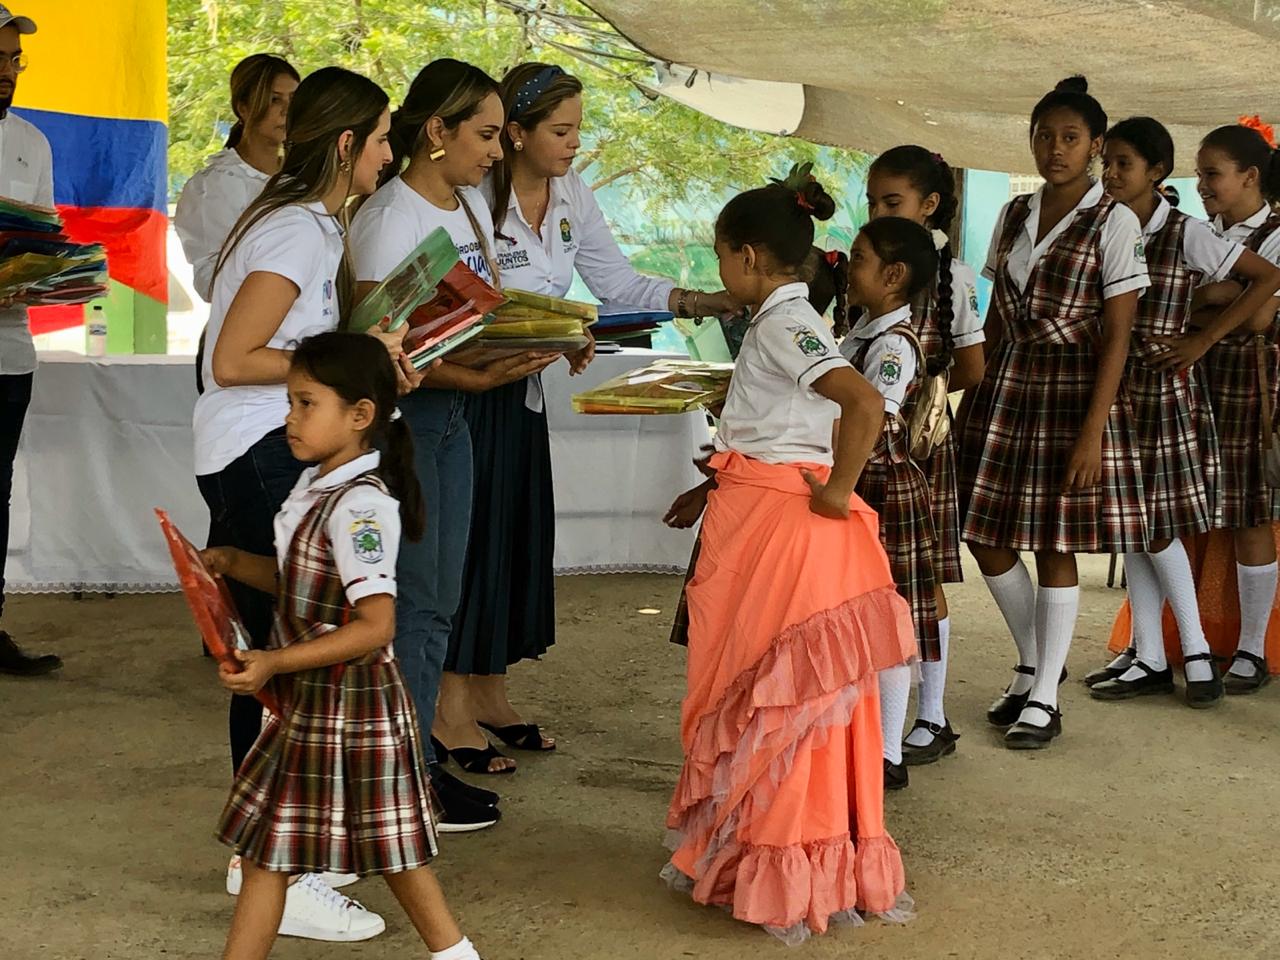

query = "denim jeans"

[
  {"left": 196, "top": 427, "right": 305, "bottom": 772},
  {"left": 0, "top": 373, "right": 32, "bottom": 619},
  {"left": 394, "top": 388, "right": 473, "bottom": 762}
]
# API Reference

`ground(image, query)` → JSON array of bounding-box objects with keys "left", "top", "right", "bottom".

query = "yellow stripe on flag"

[{"left": 14, "top": 0, "right": 166, "bottom": 123}]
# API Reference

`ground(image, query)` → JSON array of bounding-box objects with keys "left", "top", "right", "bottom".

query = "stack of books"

[
  {"left": 0, "top": 198, "right": 108, "bottom": 306},
  {"left": 571, "top": 359, "right": 734, "bottom": 414},
  {"left": 456, "top": 288, "right": 595, "bottom": 366},
  {"left": 591, "top": 302, "right": 675, "bottom": 342}
]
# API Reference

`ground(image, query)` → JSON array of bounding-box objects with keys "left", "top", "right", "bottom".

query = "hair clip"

[
  {"left": 1238, "top": 114, "right": 1277, "bottom": 148},
  {"left": 390, "top": 407, "right": 403, "bottom": 422},
  {"left": 930, "top": 151, "right": 946, "bottom": 165}
]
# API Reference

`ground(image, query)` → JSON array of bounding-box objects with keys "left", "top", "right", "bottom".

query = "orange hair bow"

[{"left": 1238, "top": 114, "right": 1277, "bottom": 148}]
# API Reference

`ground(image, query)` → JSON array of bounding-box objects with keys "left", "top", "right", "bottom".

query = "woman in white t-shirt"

[
  {"left": 175, "top": 54, "right": 300, "bottom": 304},
  {"left": 349, "top": 59, "right": 556, "bottom": 812},
  {"left": 194, "top": 66, "right": 395, "bottom": 788}
]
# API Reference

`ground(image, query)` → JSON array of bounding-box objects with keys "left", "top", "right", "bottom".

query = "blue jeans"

[
  {"left": 395, "top": 388, "right": 473, "bottom": 762},
  {"left": 196, "top": 427, "right": 305, "bottom": 772}
]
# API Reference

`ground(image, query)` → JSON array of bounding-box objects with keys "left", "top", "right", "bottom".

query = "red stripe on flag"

[
  {"left": 57, "top": 206, "right": 168, "bottom": 304},
  {"left": 29, "top": 304, "right": 86, "bottom": 336}
]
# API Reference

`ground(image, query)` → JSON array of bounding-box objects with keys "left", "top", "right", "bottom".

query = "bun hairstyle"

[
  {"left": 491, "top": 62, "right": 585, "bottom": 231},
  {"left": 290, "top": 333, "right": 426, "bottom": 542},
  {"left": 806, "top": 248, "right": 850, "bottom": 336},
  {"left": 858, "top": 217, "right": 939, "bottom": 303},
  {"left": 383, "top": 58, "right": 500, "bottom": 187},
  {"left": 226, "top": 54, "right": 300, "bottom": 149},
  {"left": 1201, "top": 122, "right": 1280, "bottom": 204},
  {"left": 869, "top": 145, "right": 957, "bottom": 375},
  {"left": 1106, "top": 116, "right": 1175, "bottom": 185},
  {"left": 716, "top": 162, "right": 837, "bottom": 271},
  {"left": 1031, "top": 75, "right": 1108, "bottom": 139}
]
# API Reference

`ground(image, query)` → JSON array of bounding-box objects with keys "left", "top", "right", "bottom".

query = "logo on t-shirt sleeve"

[
  {"left": 788, "top": 324, "right": 829, "bottom": 357},
  {"left": 349, "top": 510, "right": 384, "bottom": 563},
  {"left": 878, "top": 349, "right": 903, "bottom": 386}
]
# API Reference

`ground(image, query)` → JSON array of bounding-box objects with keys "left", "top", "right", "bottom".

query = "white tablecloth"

[{"left": 8, "top": 350, "right": 708, "bottom": 593}]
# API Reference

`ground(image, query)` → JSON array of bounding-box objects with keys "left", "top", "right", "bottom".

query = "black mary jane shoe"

[
  {"left": 1003, "top": 701, "right": 1062, "bottom": 750},
  {"left": 986, "top": 665, "right": 1069, "bottom": 728},
  {"left": 1223, "top": 651, "right": 1272, "bottom": 696},
  {"left": 1089, "top": 659, "right": 1175, "bottom": 701},
  {"left": 900, "top": 719, "right": 960, "bottom": 766},
  {"left": 883, "top": 758, "right": 909, "bottom": 791},
  {"left": 1182, "top": 652, "right": 1224, "bottom": 709},
  {"left": 1083, "top": 646, "right": 1135, "bottom": 687}
]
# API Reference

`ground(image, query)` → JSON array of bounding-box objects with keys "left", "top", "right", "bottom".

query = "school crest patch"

[
  {"left": 879, "top": 350, "right": 903, "bottom": 386},
  {"left": 788, "top": 325, "right": 828, "bottom": 357},
  {"left": 349, "top": 510, "right": 384, "bottom": 564},
  {"left": 1134, "top": 238, "right": 1146, "bottom": 263},
  {"left": 967, "top": 284, "right": 979, "bottom": 313},
  {"left": 560, "top": 218, "right": 573, "bottom": 244}
]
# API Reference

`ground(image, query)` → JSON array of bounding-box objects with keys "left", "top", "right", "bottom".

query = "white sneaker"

[
  {"left": 227, "top": 857, "right": 358, "bottom": 896},
  {"left": 277, "top": 873, "right": 386, "bottom": 942}
]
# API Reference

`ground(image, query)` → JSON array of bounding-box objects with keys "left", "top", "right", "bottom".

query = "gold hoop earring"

[
  {"left": 429, "top": 147, "right": 446, "bottom": 162},
  {"left": 514, "top": 140, "right": 524, "bottom": 152}
]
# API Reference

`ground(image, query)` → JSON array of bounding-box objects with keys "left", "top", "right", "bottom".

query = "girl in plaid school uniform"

[
  {"left": 1085, "top": 118, "right": 1280, "bottom": 705},
  {"left": 202, "top": 333, "right": 483, "bottom": 960},
  {"left": 864, "top": 147, "right": 986, "bottom": 767},
  {"left": 839, "top": 217, "right": 941, "bottom": 792},
  {"left": 1134, "top": 121, "right": 1280, "bottom": 693},
  {"left": 958, "top": 76, "right": 1151, "bottom": 749}
]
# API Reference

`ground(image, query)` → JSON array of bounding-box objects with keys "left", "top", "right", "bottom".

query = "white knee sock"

[
  {"left": 1021, "top": 586, "right": 1079, "bottom": 726},
  {"left": 1148, "top": 540, "right": 1212, "bottom": 681},
  {"left": 983, "top": 558, "right": 1037, "bottom": 695},
  {"left": 1231, "top": 561, "right": 1278, "bottom": 677},
  {"left": 1119, "top": 553, "right": 1167, "bottom": 680},
  {"left": 878, "top": 665, "right": 912, "bottom": 765},
  {"left": 431, "top": 936, "right": 480, "bottom": 960},
  {"left": 905, "top": 618, "right": 950, "bottom": 746}
]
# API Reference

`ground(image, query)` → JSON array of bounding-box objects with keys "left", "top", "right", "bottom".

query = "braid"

[
  {"left": 831, "top": 252, "right": 850, "bottom": 337},
  {"left": 931, "top": 244, "right": 956, "bottom": 377}
]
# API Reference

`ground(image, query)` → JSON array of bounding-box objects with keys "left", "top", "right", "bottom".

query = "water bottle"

[{"left": 87, "top": 305, "right": 107, "bottom": 357}]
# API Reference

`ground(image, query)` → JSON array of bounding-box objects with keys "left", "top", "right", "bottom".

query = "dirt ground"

[{"left": 3, "top": 555, "right": 1278, "bottom": 960}]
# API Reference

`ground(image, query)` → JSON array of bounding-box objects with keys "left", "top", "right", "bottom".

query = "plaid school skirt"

[
  {"left": 1127, "top": 362, "right": 1219, "bottom": 540},
  {"left": 1202, "top": 335, "right": 1280, "bottom": 529},
  {"left": 857, "top": 452, "right": 941, "bottom": 660},
  {"left": 921, "top": 426, "right": 964, "bottom": 584},
  {"left": 217, "top": 659, "right": 438, "bottom": 876},
  {"left": 960, "top": 340, "right": 1148, "bottom": 554}
]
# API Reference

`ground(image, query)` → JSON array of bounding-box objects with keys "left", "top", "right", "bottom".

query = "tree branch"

[{"left": 590, "top": 164, "right": 645, "bottom": 191}]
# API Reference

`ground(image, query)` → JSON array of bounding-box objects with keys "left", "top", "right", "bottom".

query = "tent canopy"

[{"left": 585, "top": 0, "right": 1276, "bottom": 174}]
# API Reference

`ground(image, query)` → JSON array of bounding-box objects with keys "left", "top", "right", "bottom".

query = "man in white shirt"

[{"left": 0, "top": 6, "right": 60, "bottom": 676}]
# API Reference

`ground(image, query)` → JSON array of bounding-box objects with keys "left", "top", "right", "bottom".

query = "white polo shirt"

[
  {"left": 1211, "top": 205, "right": 1280, "bottom": 289},
  {"left": 943, "top": 258, "right": 984, "bottom": 349},
  {"left": 0, "top": 110, "right": 54, "bottom": 375},
  {"left": 983, "top": 180, "right": 1150, "bottom": 299},
  {"left": 274, "top": 450, "right": 401, "bottom": 604},
  {"left": 193, "top": 201, "right": 344, "bottom": 476},
  {"left": 839, "top": 305, "right": 918, "bottom": 416},
  {"left": 350, "top": 178, "right": 496, "bottom": 286},
  {"left": 174, "top": 148, "right": 271, "bottom": 302},
  {"left": 482, "top": 167, "right": 674, "bottom": 308},
  {"left": 1144, "top": 197, "right": 1243, "bottom": 285},
  {"left": 715, "top": 282, "right": 852, "bottom": 466}
]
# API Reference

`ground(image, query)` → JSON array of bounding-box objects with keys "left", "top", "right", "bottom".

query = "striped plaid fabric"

[
  {"left": 911, "top": 288, "right": 965, "bottom": 583},
  {"left": 959, "top": 195, "right": 1148, "bottom": 553},
  {"left": 1127, "top": 208, "right": 1219, "bottom": 538},
  {"left": 1205, "top": 213, "right": 1280, "bottom": 528},
  {"left": 218, "top": 475, "right": 438, "bottom": 875},
  {"left": 851, "top": 329, "right": 940, "bottom": 658}
]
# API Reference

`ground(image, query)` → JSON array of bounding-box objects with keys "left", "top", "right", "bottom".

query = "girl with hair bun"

[
  {"left": 1084, "top": 117, "right": 1280, "bottom": 706},
  {"left": 958, "top": 76, "right": 1151, "bottom": 749},
  {"left": 864, "top": 145, "right": 984, "bottom": 767},
  {"left": 662, "top": 168, "right": 916, "bottom": 942}
]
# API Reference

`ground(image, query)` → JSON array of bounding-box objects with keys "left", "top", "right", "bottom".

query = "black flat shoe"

[
  {"left": 429, "top": 763, "right": 500, "bottom": 807},
  {"left": 901, "top": 719, "right": 959, "bottom": 766},
  {"left": 884, "top": 758, "right": 909, "bottom": 791},
  {"left": 431, "top": 735, "right": 516, "bottom": 776},
  {"left": 1089, "top": 660, "right": 1175, "bottom": 701},
  {"left": 987, "top": 665, "right": 1068, "bottom": 728},
  {"left": 1223, "top": 651, "right": 1272, "bottom": 695},
  {"left": 0, "top": 632, "right": 62, "bottom": 676},
  {"left": 478, "top": 721, "right": 556, "bottom": 752},
  {"left": 1083, "top": 646, "right": 1135, "bottom": 687},
  {"left": 1183, "top": 652, "right": 1224, "bottom": 709},
  {"left": 1003, "top": 701, "right": 1062, "bottom": 750}
]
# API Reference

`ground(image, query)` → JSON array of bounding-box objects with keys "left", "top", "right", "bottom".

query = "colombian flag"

[{"left": 12, "top": 1, "right": 167, "bottom": 351}]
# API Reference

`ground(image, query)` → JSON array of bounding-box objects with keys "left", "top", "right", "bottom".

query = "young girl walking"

[
  {"left": 840, "top": 217, "right": 940, "bottom": 792},
  {"left": 662, "top": 172, "right": 916, "bottom": 943},
  {"left": 864, "top": 146, "right": 986, "bottom": 765},
  {"left": 202, "top": 332, "right": 483, "bottom": 960},
  {"left": 958, "top": 77, "right": 1150, "bottom": 748},
  {"left": 1086, "top": 117, "right": 1280, "bottom": 705}
]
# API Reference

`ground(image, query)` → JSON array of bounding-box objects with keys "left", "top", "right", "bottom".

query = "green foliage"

[{"left": 167, "top": 0, "right": 870, "bottom": 218}]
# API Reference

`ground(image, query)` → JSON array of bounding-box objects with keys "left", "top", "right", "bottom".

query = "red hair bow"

[
  {"left": 823, "top": 249, "right": 842, "bottom": 267},
  {"left": 1238, "top": 114, "right": 1277, "bottom": 148}
]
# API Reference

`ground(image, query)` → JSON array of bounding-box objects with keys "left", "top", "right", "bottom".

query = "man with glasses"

[{"left": 0, "top": 5, "right": 60, "bottom": 676}]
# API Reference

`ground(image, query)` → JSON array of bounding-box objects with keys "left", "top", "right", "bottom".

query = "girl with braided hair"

[{"left": 863, "top": 146, "right": 984, "bottom": 766}]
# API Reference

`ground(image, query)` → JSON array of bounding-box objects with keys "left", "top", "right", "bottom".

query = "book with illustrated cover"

[{"left": 571, "top": 359, "right": 734, "bottom": 414}]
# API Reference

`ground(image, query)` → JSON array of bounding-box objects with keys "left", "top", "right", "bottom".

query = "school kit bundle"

[
  {"left": 349, "top": 227, "right": 594, "bottom": 367},
  {"left": 0, "top": 198, "right": 109, "bottom": 306},
  {"left": 571, "top": 359, "right": 734, "bottom": 414}
]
